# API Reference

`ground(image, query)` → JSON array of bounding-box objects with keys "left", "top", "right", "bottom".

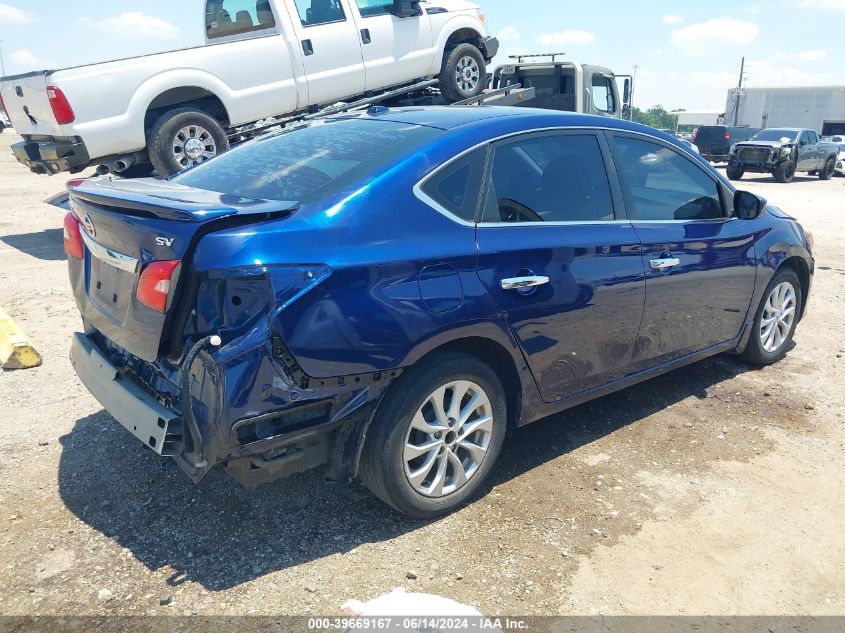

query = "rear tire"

[
  {"left": 819, "top": 158, "right": 835, "bottom": 180},
  {"left": 360, "top": 351, "right": 507, "bottom": 519},
  {"left": 741, "top": 267, "right": 802, "bottom": 366},
  {"left": 773, "top": 160, "right": 796, "bottom": 183},
  {"left": 726, "top": 165, "right": 744, "bottom": 181},
  {"left": 148, "top": 108, "right": 229, "bottom": 177},
  {"left": 439, "top": 43, "right": 487, "bottom": 103}
]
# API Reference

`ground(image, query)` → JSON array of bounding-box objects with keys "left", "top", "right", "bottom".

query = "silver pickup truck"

[{"left": 727, "top": 128, "right": 840, "bottom": 183}]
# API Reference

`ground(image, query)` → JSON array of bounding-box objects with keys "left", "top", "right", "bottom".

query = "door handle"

[
  {"left": 301, "top": 39, "right": 314, "bottom": 56},
  {"left": 501, "top": 276, "right": 550, "bottom": 290},
  {"left": 360, "top": 28, "right": 371, "bottom": 44},
  {"left": 650, "top": 257, "right": 681, "bottom": 271}
]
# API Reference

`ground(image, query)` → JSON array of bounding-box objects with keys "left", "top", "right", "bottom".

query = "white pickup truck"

[{"left": 0, "top": 0, "right": 497, "bottom": 177}]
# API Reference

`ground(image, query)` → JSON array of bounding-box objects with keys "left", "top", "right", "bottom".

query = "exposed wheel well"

[
  {"left": 445, "top": 28, "right": 483, "bottom": 52},
  {"left": 144, "top": 88, "right": 229, "bottom": 137},
  {"left": 780, "top": 256, "right": 811, "bottom": 320},
  {"left": 422, "top": 337, "right": 523, "bottom": 430}
]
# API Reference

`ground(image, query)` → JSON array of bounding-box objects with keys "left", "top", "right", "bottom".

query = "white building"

[{"left": 726, "top": 86, "right": 845, "bottom": 135}]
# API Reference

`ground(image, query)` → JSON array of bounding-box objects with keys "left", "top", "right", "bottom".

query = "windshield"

[
  {"left": 840, "top": 144, "right": 845, "bottom": 153},
  {"left": 175, "top": 118, "right": 442, "bottom": 203},
  {"left": 752, "top": 129, "right": 799, "bottom": 142}
]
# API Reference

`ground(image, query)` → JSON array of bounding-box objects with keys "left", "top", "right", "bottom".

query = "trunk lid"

[
  {"left": 67, "top": 178, "right": 297, "bottom": 362},
  {"left": 0, "top": 72, "right": 62, "bottom": 136}
]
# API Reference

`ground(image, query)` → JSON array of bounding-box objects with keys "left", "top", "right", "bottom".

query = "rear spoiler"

[{"left": 47, "top": 177, "right": 298, "bottom": 222}]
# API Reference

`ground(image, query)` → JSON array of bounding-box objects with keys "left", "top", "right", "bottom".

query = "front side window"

[
  {"left": 206, "top": 0, "right": 276, "bottom": 39},
  {"left": 420, "top": 148, "right": 487, "bottom": 223},
  {"left": 481, "top": 134, "right": 615, "bottom": 224},
  {"left": 612, "top": 136, "right": 724, "bottom": 221},
  {"left": 292, "top": 0, "right": 347, "bottom": 26},
  {"left": 591, "top": 75, "right": 616, "bottom": 114},
  {"left": 355, "top": 0, "right": 394, "bottom": 17},
  {"left": 175, "top": 119, "right": 441, "bottom": 203}
]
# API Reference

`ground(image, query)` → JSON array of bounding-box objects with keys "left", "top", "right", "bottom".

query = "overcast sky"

[{"left": 1, "top": 0, "right": 842, "bottom": 112}]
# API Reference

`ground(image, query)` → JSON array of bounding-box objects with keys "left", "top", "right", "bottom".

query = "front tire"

[
  {"left": 148, "top": 108, "right": 229, "bottom": 177},
  {"left": 360, "top": 351, "right": 507, "bottom": 519},
  {"left": 742, "top": 268, "right": 802, "bottom": 366},
  {"left": 439, "top": 43, "right": 487, "bottom": 103},
  {"left": 819, "top": 158, "right": 835, "bottom": 180},
  {"left": 773, "top": 160, "right": 796, "bottom": 183},
  {"left": 726, "top": 165, "right": 744, "bottom": 181}
]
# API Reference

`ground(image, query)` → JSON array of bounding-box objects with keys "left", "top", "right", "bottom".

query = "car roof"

[{"left": 336, "top": 105, "right": 655, "bottom": 134}]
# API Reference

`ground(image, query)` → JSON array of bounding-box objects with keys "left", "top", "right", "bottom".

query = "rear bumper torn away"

[
  {"left": 70, "top": 331, "right": 400, "bottom": 487},
  {"left": 70, "top": 332, "right": 181, "bottom": 455}
]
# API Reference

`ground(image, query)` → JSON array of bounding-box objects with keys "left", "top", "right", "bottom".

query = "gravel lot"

[{"left": 0, "top": 129, "right": 843, "bottom": 617}]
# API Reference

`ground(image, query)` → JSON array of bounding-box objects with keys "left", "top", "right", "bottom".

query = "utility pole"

[
  {"left": 734, "top": 56, "right": 745, "bottom": 126},
  {"left": 630, "top": 64, "right": 639, "bottom": 121},
  {"left": 0, "top": 41, "right": 6, "bottom": 78}
]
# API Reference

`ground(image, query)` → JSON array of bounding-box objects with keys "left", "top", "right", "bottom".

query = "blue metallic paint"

[{"left": 67, "top": 107, "right": 813, "bottom": 484}]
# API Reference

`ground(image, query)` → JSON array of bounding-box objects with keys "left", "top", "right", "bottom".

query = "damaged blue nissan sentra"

[{"left": 64, "top": 106, "right": 813, "bottom": 518}]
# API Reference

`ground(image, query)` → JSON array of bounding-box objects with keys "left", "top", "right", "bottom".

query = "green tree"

[{"left": 632, "top": 105, "right": 680, "bottom": 131}]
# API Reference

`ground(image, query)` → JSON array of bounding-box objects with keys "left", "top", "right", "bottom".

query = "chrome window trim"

[
  {"left": 413, "top": 125, "right": 717, "bottom": 228},
  {"left": 81, "top": 231, "right": 139, "bottom": 274}
]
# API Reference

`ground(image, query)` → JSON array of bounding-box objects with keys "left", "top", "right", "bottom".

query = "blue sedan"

[{"left": 64, "top": 106, "right": 814, "bottom": 518}]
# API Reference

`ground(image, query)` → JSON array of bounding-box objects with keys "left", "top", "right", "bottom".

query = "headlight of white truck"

[{"left": 780, "top": 146, "right": 793, "bottom": 156}]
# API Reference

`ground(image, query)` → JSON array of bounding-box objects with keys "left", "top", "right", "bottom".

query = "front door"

[
  {"left": 475, "top": 131, "right": 645, "bottom": 403},
  {"left": 284, "top": 0, "right": 366, "bottom": 106},
  {"left": 607, "top": 132, "right": 759, "bottom": 369},
  {"left": 349, "top": 0, "right": 434, "bottom": 91}
]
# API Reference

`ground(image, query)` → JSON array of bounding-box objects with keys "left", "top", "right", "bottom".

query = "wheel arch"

[
  {"left": 144, "top": 86, "right": 230, "bottom": 134},
  {"left": 430, "top": 17, "right": 487, "bottom": 73},
  {"left": 779, "top": 255, "right": 811, "bottom": 321}
]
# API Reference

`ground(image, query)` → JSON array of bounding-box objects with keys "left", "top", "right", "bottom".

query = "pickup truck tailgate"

[
  {"left": 66, "top": 178, "right": 297, "bottom": 362},
  {"left": 0, "top": 72, "right": 61, "bottom": 135}
]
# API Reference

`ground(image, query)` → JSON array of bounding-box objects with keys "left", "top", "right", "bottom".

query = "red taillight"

[
  {"left": 0, "top": 93, "right": 7, "bottom": 116},
  {"left": 725, "top": 131, "right": 731, "bottom": 141},
  {"left": 63, "top": 212, "right": 84, "bottom": 260},
  {"left": 47, "top": 85, "right": 75, "bottom": 125},
  {"left": 137, "top": 261, "right": 181, "bottom": 313},
  {"left": 692, "top": 129, "right": 699, "bottom": 142}
]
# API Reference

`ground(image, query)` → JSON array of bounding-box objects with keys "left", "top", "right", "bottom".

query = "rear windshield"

[
  {"left": 695, "top": 127, "right": 727, "bottom": 141},
  {"left": 175, "top": 118, "right": 442, "bottom": 203},
  {"left": 752, "top": 129, "right": 799, "bottom": 142}
]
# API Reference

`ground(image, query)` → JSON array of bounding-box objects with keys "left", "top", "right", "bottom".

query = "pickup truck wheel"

[
  {"left": 148, "top": 108, "right": 229, "bottom": 177},
  {"left": 360, "top": 351, "right": 507, "bottom": 519},
  {"left": 726, "top": 165, "right": 744, "bottom": 181},
  {"left": 742, "top": 268, "right": 802, "bottom": 366},
  {"left": 819, "top": 158, "right": 835, "bottom": 180},
  {"left": 773, "top": 160, "right": 796, "bottom": 183},
  {"left": 439, "top": 43, "right": 487, "bottom": 103}
]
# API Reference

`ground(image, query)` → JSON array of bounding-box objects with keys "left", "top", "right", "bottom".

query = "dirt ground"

[{"left": 0, "top": 129, "right": 843, "bottom": 617}]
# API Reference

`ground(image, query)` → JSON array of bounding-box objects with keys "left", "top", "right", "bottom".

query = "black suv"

[{"left": 693, "top": 126, "right": 760, "bottom": 162}]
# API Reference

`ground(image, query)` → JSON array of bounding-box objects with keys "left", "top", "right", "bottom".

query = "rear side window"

[
  {"left": 481, "top": 133, "right": 615, "bottom": 223},
  {"left": 206, "top": 0, "right": 276, "bottom": 39},
  {"left": 612, "top": 136, "right": 724, "bottom": 221},
  {"left": 419, "top": 148, "right": 487, "bottom": 223},
  {"left": 292, "top": 0, "right": 347, "bottom": 26},
  {"left": 175, "top": 119, "right": 441, "bottom": 204}
]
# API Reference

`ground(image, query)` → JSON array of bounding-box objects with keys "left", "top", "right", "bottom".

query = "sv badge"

[{"left": 155, "top": 236, "right": 175, "bottom": 247}]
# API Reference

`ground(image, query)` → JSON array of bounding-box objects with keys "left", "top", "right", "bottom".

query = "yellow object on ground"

[{"left": 0, "top": 307, "right": 42, "bottom": 370}]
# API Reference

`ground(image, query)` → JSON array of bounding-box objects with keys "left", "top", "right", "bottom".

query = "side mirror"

[
  {"left": 623, "top": 78, "right": 631, "bottom": 105},
  {"left": 392, "top": 0, "right": 422, "bottom": 18},
  {"left": 734, "top": 190, "right": 766, "bottom": 220}
]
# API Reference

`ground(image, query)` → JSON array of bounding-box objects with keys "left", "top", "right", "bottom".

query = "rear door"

[
  {"left": 283, "top": 0, "right": 366, "bottom": 105},
  {"left": 606, "top": 132, "right": 758, "bottom": 370},
  {"left": 0, "top": 73, "right": 62, "bottom": 136},
  {"left": 348, "top": 0, "right": 433, "bottom": 91},
  {"left": 475, "top": 130, "right": 645, "bottom": 403}
]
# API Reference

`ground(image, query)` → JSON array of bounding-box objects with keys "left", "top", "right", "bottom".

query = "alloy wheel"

[
  {"left": 760, "top": 282, "right": 797, "bottom": 353},
  {"left": 403, "top": 380, "right": 494, "bottom": 498},
  {"left": 455, "top": 56, "right": 481, "bottom": 94},
  {"left": 172, "top": 125, "right": 217, "bottom": 168}
]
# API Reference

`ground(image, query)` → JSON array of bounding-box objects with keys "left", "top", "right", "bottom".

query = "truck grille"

[{"left": 738, "top": 147, "right": 771, "bottom": 162}]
